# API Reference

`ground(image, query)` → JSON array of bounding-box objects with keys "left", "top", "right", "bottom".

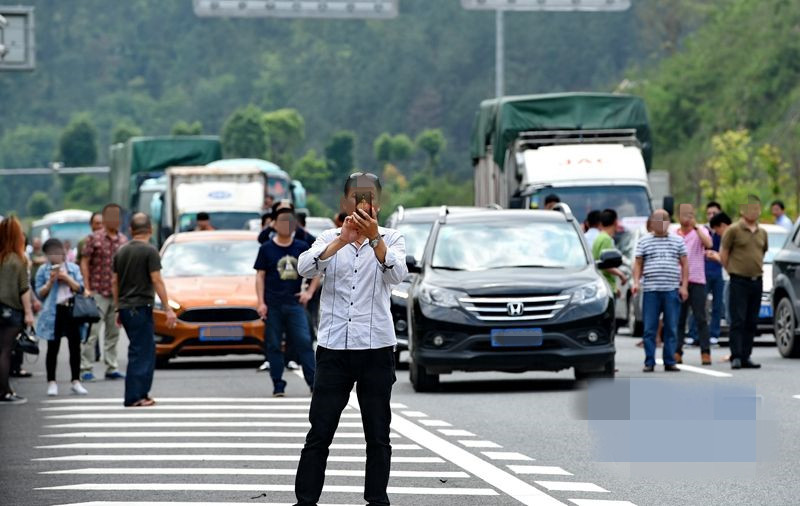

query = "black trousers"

[
  {"left": 295, "top": 345, "right": 396, "bottom": 506},
  {"left": 677, "top": 282, "right": 711, "bottom": 354},
  {"left": 729, "top": 275, "right": 762, "bottom": 361},
  {"left": 46, "top": 305, "right": 82, "bottom": 382}
]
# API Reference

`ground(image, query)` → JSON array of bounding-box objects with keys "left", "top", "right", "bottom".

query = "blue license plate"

[
  {"left": 490, "top": 328, "right": 543, "bottom": 347},
  {"left": 759, "top": 304, "right": 773, "bottom": 319},
  {"left": 199, "top": 326, "right": 245, "bottom": 342}
]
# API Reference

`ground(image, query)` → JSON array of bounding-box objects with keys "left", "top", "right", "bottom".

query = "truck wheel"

[
  {"left": 410, "top": 362, "right": 439, "bottom": 392},
  {"left": 775, "top": 297, "right": 800, "bottom": 358}
]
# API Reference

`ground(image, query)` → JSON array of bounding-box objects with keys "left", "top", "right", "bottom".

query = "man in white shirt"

[
  {"left": 771, "top": 200, "right": 793, "bottom": 231},
  {"left": 294, "top": 173, "right": 407, "bottom": 506},
  {"left": 583, "top": 210, "right": 602, "bottom": 249}
]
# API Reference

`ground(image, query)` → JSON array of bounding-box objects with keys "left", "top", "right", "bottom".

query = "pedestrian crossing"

[{"left": 32, "top": 395, "right": 638, "bottom": 506}]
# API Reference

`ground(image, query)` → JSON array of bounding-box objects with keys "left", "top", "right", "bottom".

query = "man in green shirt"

[{"left": 592, "top": 209, "right": 627, "bottom": 295}]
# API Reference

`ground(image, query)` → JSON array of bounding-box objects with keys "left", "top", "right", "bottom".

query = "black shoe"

[
  {"left": 642, "top": 365, "right": 655, "bottom": 373},
  {"left": 731, "top": 358, "right": 742, "bottom": 369},
  {"left": 11, "top": 370, "right": 32, "bottom": 378},
  {"left": 664, "top": 364, "right": 681, "bottom": 372},
  {"left": 0, "top": 393, "right": 27, "bottom": 404},
  {"left": 741, "top": 359, "right": 761, "bottom": 369}
]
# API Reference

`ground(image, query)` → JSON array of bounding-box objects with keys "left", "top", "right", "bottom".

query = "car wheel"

[
  {"left": 574, "top": 358, "right": 615, "bottom": 381},
  {"left": 774, "top": 297, "right": 800, "bottom": 358},
  {"left": 409, "top": 361, "right": 439, "bottom": 392}
]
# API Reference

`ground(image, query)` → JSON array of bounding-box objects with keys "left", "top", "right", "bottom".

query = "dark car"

[
  {"left": 406, "top": 205, "right": 622, "bottom": 391},
  {"left": 771, "top": 222, "right": 800, "bottom": 357},
  {"left": 384, "top": 205, "right": 486, "bottom": 364}
]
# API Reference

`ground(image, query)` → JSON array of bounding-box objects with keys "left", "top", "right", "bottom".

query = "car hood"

[
  {"left": 424, "top": 266, "right": 598, "bottom": 296},
  {"left": 165, "top": 275, "right": 257, "bottom": 307}
]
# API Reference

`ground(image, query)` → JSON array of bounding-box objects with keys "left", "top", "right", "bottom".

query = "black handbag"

[
  {"left": 15, "top": 326, "right": 39, "bottom": 355},
  {"left": 70, "top": 294, "right": 101, "bottom": 324}
]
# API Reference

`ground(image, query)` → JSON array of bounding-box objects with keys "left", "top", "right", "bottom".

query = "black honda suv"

[{"left": 406, "top": 205, "right": 622, "bottom": 391}]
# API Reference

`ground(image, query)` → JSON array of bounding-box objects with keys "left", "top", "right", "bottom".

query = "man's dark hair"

[
  {"left": 197, "top": 212, "right": 210, "bottom": 221},
  {"left": 296, "top": 213, "right": 307, "bottom": 227},
  {"left": 42, "top": 238, "right": 64, "bottom": 254},
  {"left": 343, "top": 172, "right": 382, "bottom": 196},
  {"left": 544, "top": 194, "right": 560, "bottom": 206},
  {"left": 271, "top": 199, "right": 295, "bottom": 216},
  {"left": 261, "top": 212, "right": 271, "bottom": 227},
  {"left": 102, "top": 203, "right": 121, "bottom": 214},
  {"left": 336, "top": 212, "right": 348, "bottom": 223},
  {"left": 771, "top": 200, "right": 785, "bottom": 210},
  {"left": 600, "top": 208, "right": 618, "bottom": 228},
  {"left": 709, "top": 211, "right": 732, "bottom": 228},
  {"left": 89, "top": 212, "right": 101, "bottom": 224},
  {"left": 585, "top": 210, "right": 602, "bottom": 227},
  {"left": 130, "top": 213, "right": 151, "bottom": 235},
  {"left": 706, "top": 201, "right": 722, "bottom": 211}
]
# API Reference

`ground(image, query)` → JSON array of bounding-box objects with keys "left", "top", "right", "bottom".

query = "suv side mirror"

[
  {"left": 406, "top": 255, "right": 421, "bottom": 274},
  {"left": 596, "top": 249, "right": 623, "bottom": 270}
]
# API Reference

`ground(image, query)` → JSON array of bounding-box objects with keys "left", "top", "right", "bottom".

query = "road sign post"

[{"left": 0, "top": 5, "right": 35, "bottom": 71}]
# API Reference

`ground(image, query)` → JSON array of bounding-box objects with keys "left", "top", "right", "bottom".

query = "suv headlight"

[
  {"left": 564, "top": 279, "right": 608, "bottom": 305},
  {"left": 418, "top": 284, "right": 465, "bottom": 308}
]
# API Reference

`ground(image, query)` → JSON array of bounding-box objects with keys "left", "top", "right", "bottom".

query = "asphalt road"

[{"left": 2, "top": 329, "right": 799, "bottom": 506}]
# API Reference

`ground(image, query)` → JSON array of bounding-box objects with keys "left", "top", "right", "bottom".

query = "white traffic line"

[
  {"left": 438, "top": 429, "right": 475, "bottom": 437},
  {"left": 44, "top": 422, "right": 313, "bottom": 428},
  {"left": 53, "top": 503, "right": 359, "bottom": 506},
  {"left": 36, "top": 483, "right": 498, "bottom": 496},
  {"left": 41, "top": 467, "right": 470, "bottom": 478},
  {"left": 458, "top": 440, "right": 502, "bottom": 448},
  {"left": 40, "top": 404, "right": 316, "bottom": 411},
  {"left": 41, "top": 397, "right": 311, "bottom": 404},
  {"left": 655, "top": 359, "right": 733, "bottom": 378},
  {"left": 35, "top": 442, "right": 422, "bottom": 450},
  {"left": 45, "top": 413, "right": 361, "bottom": 420},
  {"left": 568, "top": 500, "right": 637, "bottom": 506},
  {"left": 481, "top": 451, "right": 534, "bottom": 461},
  {"left": 509, "top": 465, "right": 573, "bottom": 476},
  {"left": 418, "top": 419, "right": 452, "bottom": 427},
  {"left": 390, "top": 402, "right": 408, "bottom": 408},
  {"left": 536, "top": 481, "right": 609, "bottom": 493},
  {"left": 400, "top": 410, "right": 428, "bottom": 417},
  {"left": 792, "top": 395, "right": 800, "bottom": 400},
  {"left": 40, "top": 431, "right": 401, "bottom": 439},
  {"left": 34, "top": 454, "right": 445, "bottom": 463}
]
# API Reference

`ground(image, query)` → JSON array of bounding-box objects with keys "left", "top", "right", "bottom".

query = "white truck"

[
  {"left": 161, "top": 166, "right": 266, "bottom": 240},
  {"left": 471, "top": 92, "right": 672, "bottom": 225}
]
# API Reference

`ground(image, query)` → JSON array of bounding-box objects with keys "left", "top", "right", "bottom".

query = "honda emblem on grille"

[{"left": 507, "top": 301, "right": 524, "bottom": 316}]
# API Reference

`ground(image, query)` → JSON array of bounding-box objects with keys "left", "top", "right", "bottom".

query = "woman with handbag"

[
  {"left": 0, "top": 217, "right": 35, "bottom": 405},
  {"left": 35, "top": 238, "right": 88, "bottom": 396}
]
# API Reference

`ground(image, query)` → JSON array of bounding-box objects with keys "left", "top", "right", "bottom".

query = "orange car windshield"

[{"left": 161, "top": 240, "right": 259, "bottom": 277}]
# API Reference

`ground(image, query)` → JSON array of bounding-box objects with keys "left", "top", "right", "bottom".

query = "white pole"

[{"left": 495, "top": 9, "right": 504, "bottom": 98}]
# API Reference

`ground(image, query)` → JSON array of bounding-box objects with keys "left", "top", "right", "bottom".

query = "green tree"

[
  {"left": 171, "top": 120, "right": 203, "bottom": 136},
  {"left": 374, "top": 133, "right": 393, "bottom": 164},
  {"left": 111, "top": 120, "right": 143, "bottom": 144},
  {"left": 756, "top": 144, "right": 790, "bottom": 202},
  {"left": 290, "top": 149, "right": 331, "bottom": 195},
  {"left": 700, "top": 130, "right": 762, "bottom": 217},
  {"left": 324, "top": 131, "right": 357, "bottom": 183},
  {"left": 221, "top": 105, "right": 269, "bottom": 159},
  {"left": 59, "top": 114, "right": 98, "bottom": 167},
  {"left": 63, "top": 174, "right": 109, "bottom": 211},
  {"left": 263, "top": 108, "right": 305, "bottom": 169},
  {"left": 415, "top": 129, "right": 447, "bottom": 173},
  {"left": 390, "top": 134, "right": 414, "bottom": 163},
  {"left": 0, "top": 124, "right": 59, "bottom": 168},
  {"left": 27, "top": 191, "right": 54, "bottom": 217}
]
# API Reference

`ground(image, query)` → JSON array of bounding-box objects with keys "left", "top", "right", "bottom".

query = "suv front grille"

[
  {"left": 178, "top": 307, "right": 260, "bottom": 323},
  {"left": 459, "top": 294, "right": 570, "bottom": 322}
]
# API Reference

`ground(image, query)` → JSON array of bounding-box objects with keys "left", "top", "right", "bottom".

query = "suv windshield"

[
  {"left": 432, "top": 221, "right": 588, "bottom": 271},
  {"left": 397, "top": 222, "right": 433, "bottom": 262},
  {"left": 529, "top": 186, "right": 651, "bottom": 222}
]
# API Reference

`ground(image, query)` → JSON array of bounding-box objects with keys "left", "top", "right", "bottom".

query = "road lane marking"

[
  {"left": 36, "top": 483, "right": 498, "bottom": 496},
  {"left": 535, "top": 481, "right": 609, "bottom": 493},
  {"left": 34, "top": 454, "right": 445, "bottom": 463},
  {"left": 438, "top": 429, "right": 475, "bottom": 436},
  {"left": 481, "top": 452, "right": 534, "bottom": 461},
  {"left": 655, "top": 359, "right": 733, "bottom": 378},
  {"left": 45, "top": 413, "right": 362, "bottom": 420},
  {"left": 390, "top": 402, "right": 408, "bottom": 408},
  {"left": 41, "top": 405, "right": 317, "bottom": 411},
  {"left": 418, "top": 419, "right": 452, "bottom": 427},
  {"left": 509, "top": 465, "right": 573, "bottom": 476},
  {"left": 793, "top": 395, "right": 800, "bottom": 400},
  {"left": 401, "top": 410, "right": 428, "bottom": 417},
  {"left": 44, "top": 422, "right": 315, "bottom": 428},
  {"left": 41, "top": 397, "right": 311, "bottom": 403},
  {"left": 458, "top": 440, "right": 502, "bottom": 448},
  {"left": 40, "top": 431, "right": 401, "bottom": 439},
  {"left": 35, "top": 442, "right": 422, "bottom": 450},
  {"left": 53, "top": 503, "right": 359, "bottom": 506},
  {"left": 40, "top": 467, "right": 470, "bottom": 478},
  {"left": 568, "top": 500, "right": 638, "bottom": 506}
]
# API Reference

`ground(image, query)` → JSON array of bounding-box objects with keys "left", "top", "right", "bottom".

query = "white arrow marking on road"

[
  {"left": 40, "top": 467, "right": 470, "bottom": 478},
  {"left": 41, "top": 397, "right": 311, "bottom": 403},
  {"left": 35, "top": 442, "right": 422, "bottom": 450},
  {"left": 481, "top": 452, "right": 535, "bottom": 461},
  {"left": 36, "top": 483, "right": 498, "bottom": 496},
  {"left": 655, "top": 359, "right": 733, "bottom": 377},
  {"left": 33, "top": 454, "right": 445, "bottom": 463},
  {"left": 535, "top": 481, "right": 609, "bottom": 492},
  {"left": 508, "top": 465, "right": 573, "bottom": 476}
]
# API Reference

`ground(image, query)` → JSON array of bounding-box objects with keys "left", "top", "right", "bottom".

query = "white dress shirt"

[{"left": 298, "top": 226, "right": 407, "bottom": 350}]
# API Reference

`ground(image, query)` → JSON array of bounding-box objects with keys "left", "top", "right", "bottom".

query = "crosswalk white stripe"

[
  {"left": 458, "top": 440, "right": 502, "bottom": 448},
  {"left": 481, "top": 451, "right": 534, "bottom": 461},
  {"left": 41, "top": 405, "right": 319, "bottom": 411},
  {"left": 508, "top": 465, "right": 573, "bottom": 476},
  {"left": 418, "top": 419, "right": 451, "bottom": 427},
  {"left": 40, "top": 431, "right": 401, "bottom": 439},
  {"left": 45, "top": 413, "right": 361, "bottom": 419},
  {"left": 53, "top": 503, "right": 358, "bottom": 506},
  {"left": 400, "top": 411, "right": 427, "bottom": 417},
  {"left": 36, "top": 442, "right": 422, "bottom": 450},
  {"left": 36, "top": 483, "right": 499, "bottom": 496},
  {"left": 44, "top": 422, "right": 314, "bottom": 428},
  {"left": 41, "top": 398, "right": 311, "bottom": 404},
  {"left": 438, "top": 429, "right": 475, "bottom": 437},
  {"left": 41, "top": 467, "right": 470, "bottom": 478},
  {"left": 535, "top": 481, "right": 609, "bottom": 492},
  {"left": 33, "top": 454, "right": 446, "bottom": 463},
  {"left": 655, "top": 359, "right": 733, "bottom": 378}
]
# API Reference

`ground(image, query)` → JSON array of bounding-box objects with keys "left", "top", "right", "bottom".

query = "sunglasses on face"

[{"left": 349, "top": 172, "right": 379, "bottom": 180}]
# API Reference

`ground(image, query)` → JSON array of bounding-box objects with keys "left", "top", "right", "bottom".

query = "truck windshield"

[
  {"left": 529, "top": 186, "right": 651, "bottom": 222},
  {"left": 178, "top": 212, "right": 261, "bottom": 232},
  {"left": 268, "top": 176, "right": 292, "bottom": 200}
]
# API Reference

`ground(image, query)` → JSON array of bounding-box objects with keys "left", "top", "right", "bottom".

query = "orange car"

[{"left": 153, "top": 231, "right": 264, "bottom": 366}]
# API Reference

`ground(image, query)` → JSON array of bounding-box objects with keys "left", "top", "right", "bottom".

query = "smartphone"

[
  {"left": 51, "top": 264, "right": 61, "bottom": 272},
  {"left": 354, "top": 192, "right": 373, "bottom": 217}
]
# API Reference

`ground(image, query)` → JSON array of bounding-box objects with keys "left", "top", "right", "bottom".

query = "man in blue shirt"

[{"left": 254, "top": 204, "right": 316, "bottom": 397}]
